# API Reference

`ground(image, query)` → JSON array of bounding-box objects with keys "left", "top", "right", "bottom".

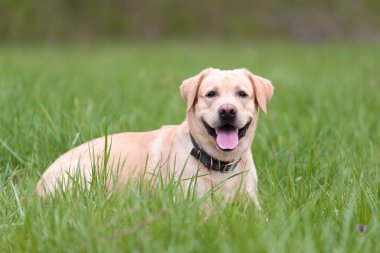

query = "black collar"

[{"left": 189, "top": 133, "right": 240, "bottom": 172}]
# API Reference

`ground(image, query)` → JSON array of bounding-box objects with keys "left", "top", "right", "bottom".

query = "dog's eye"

[
  {"left": 238, "top": 91, "right": 248, "bottom": 98},
  {"left": 206, "top": 91, "right": 217, "bottom": 98}
]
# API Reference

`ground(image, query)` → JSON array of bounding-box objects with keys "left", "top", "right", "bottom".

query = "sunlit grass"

[{"left": 0, "top": 42, "right": 379, "bottom": 252}]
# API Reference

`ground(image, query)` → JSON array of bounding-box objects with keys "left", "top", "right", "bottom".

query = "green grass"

[{"left": 0, "top": 42, "right": 379, "bottom": 252}]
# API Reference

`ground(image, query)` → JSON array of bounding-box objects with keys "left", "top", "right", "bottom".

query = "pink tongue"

[{"left": 216, "top": 128, "right": 239, "bottom": 150}]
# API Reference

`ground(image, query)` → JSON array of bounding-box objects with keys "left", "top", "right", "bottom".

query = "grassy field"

[{"left": 0, "top": 42, "right": 379, "bottom": 252}]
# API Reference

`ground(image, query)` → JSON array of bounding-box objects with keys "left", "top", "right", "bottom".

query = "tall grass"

[{"left": 0, "top": 42, "right": 379, "bottom": 252}]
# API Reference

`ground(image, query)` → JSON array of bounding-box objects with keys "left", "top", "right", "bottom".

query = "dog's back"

[{"left": 36, "top": 125, "right": 179, "bottom": 197}]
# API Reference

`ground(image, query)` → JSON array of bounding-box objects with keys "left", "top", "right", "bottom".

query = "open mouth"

[{"left": 202, "top": 119, "right": 252, "bottom": 151}]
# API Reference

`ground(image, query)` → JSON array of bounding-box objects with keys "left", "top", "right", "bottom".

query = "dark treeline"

[{"left": 1, "top": 0, "right": 379, "bottom": 42}]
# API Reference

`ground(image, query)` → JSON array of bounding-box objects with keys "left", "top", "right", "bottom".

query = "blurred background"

[
  {"left": 1, "top": 0, "right": 379, "bottom": 43},
  {"left": 1, "top": 2, "right": 380, "bottom": 252}
]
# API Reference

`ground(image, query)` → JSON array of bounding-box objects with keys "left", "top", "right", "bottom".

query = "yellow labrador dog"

[{"left": 36, "top": 68, "right": 274, "bottom": 206}]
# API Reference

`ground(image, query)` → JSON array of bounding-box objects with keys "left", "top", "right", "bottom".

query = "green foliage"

[
  {"left": 0, "top": 42, "right": 379, "bottom": 252},
  {"left": 1, "top": 0, "right": 380, "bottom": 42}
]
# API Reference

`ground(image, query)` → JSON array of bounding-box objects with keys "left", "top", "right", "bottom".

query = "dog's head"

[{"left": 180, "top": 68, "right": 274, "bottom": 160}]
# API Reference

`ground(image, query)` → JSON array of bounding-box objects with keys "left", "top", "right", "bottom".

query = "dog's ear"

[
  {"left": 242, "top": 68, "right": 274, "bottom": 114},
  {"left": 180, "top": 68, "right": 211, "bottom": 112}
]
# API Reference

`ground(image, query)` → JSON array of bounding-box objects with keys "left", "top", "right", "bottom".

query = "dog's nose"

[{"left": 218, "top": 104, "right": 237, "bottom": 122}]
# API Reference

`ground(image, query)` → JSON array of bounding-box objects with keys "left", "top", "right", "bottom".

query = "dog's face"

[{"left": 180, "top": 68, "right": 274, "bottom": 160}]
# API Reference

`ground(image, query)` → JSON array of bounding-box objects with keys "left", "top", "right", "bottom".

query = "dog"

[{"left": 36, "top": 68, "right": 274, "bottom": 207}]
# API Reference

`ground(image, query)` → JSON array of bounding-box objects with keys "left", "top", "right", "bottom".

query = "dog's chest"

[{"left": 178, "top": 157, "right": 249, "bottom": 200}]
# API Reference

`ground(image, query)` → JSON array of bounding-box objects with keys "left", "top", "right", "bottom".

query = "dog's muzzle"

[{"left": 202, "top": 118, "right": 252, "bottom": 151}]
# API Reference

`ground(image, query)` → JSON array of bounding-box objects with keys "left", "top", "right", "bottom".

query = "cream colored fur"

[{"left": 36, "top": 68, "right": 274, "bottom": 207}]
